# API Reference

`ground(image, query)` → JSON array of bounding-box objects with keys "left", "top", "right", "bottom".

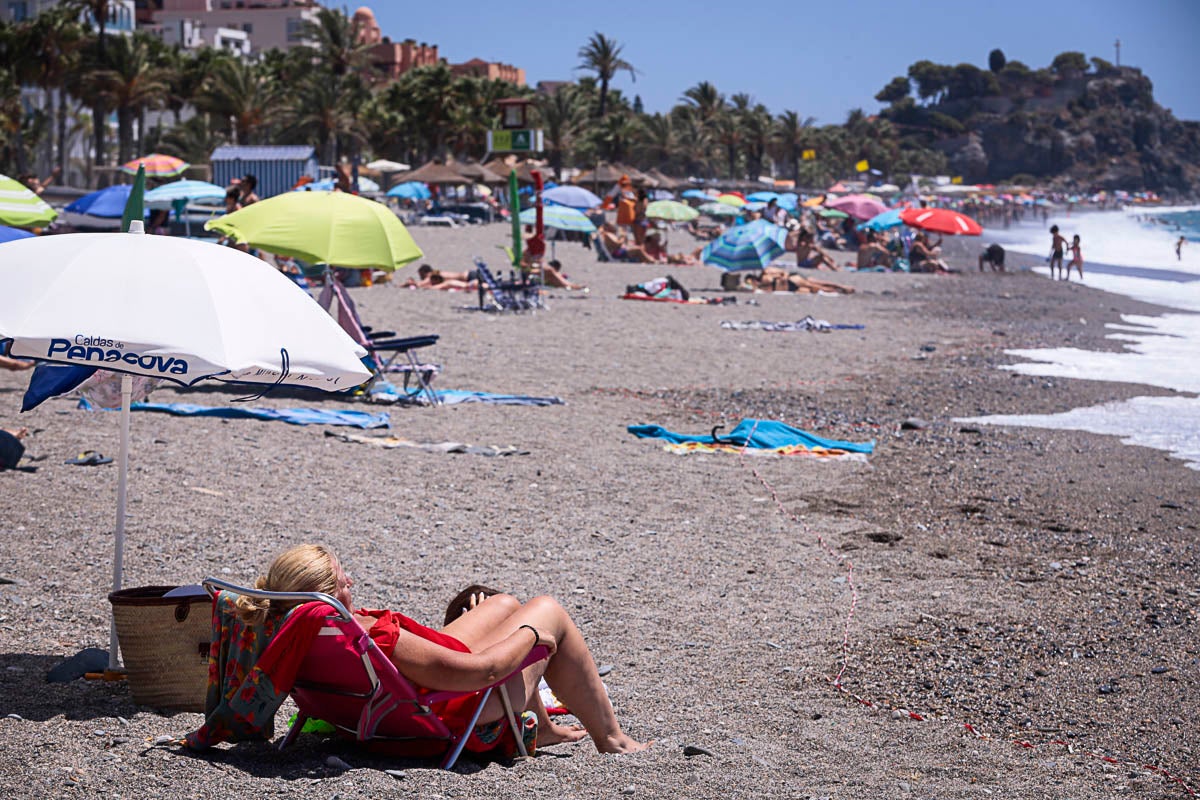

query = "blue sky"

[{"left": 368, "top": 0, "right": 1200, "bottom": 124}]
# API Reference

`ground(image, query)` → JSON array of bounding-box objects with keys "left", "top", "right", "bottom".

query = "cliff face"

[{"left": 911, "top": 67, "right": 1200, "bottom": 194}]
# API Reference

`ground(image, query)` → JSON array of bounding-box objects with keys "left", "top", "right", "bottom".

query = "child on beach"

[
  {"left": 1048, "top": 225, "right": 1067, "bottom": 279},
  {"left": 1069, "top": 234, "right": 1083, "bottom": 280},
  {"left": 1177, "top": 236, "right": 1186, "bottom": 261}
]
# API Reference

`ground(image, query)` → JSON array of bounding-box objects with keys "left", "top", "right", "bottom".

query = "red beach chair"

[{"left": 196, "top": 578, "right": 548, "bottom": 769}]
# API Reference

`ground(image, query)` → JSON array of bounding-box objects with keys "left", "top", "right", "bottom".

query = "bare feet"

[
  {"left": 539, "top": 720, "right": 588, "bottom": 746},
  {"left": 2, "top": 427, "right": 29, "bottom": 440},
  {"left": 594, "top": 733, "right": 651, "bottom": 754}
]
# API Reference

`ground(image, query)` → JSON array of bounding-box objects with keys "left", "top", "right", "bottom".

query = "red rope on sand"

[{"left": 732, "top": 420, "right": 1197, "bottom": 797}]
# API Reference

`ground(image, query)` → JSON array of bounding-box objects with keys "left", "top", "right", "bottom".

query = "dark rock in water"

[
  {"left": 920, "top": 344, "right": 937, "bottom": 352},
  {"left": 959, "top": 425, "right": 982, "bottom": 434},
  {"left": 46, "top": 648, "right": 108, "bottom": 683},
  {"left": 683, "top": 744, "right": 713, "bottom": 757},
  {"left": 901, "top": 418, "right": 929, "bottom": 430}
]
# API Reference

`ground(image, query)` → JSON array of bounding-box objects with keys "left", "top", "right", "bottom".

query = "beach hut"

[
  {"left": 402, "top": 161, "right": 472, "bottom": 186},
  {"left": 210, "top": 145, "right": 318, "bottom": 199}
]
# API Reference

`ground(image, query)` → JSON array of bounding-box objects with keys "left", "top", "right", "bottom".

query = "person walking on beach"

[
  {"left": 1177, "top": 236, "right": 1186, "bottom": 261},
  {"left": 1069, "top": 235, "right": 1083, "bottom": 280},
  {"left": 1048, "top": 225, "right": 1067, "bottom": 280}
]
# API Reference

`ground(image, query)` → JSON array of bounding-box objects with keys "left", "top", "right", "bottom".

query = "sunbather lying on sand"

[
  {"left": 744, "top": 267, "right": 855, "bottom": 294},
  {"left": 403, "top": 264, "right": 479, "bottom": 291},
  {"left": 644, "top": 232, "right": 705, "bottom": 265},
  {"left": 239, "top": 544, "right": 649, "bottom": 754}
]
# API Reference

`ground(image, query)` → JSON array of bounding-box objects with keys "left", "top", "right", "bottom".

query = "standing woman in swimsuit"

[{"left": 1049, "top": 225, "right": 1067, "bottom": 280}]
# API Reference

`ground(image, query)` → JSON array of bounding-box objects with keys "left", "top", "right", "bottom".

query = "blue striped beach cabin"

[{"left": 210, "top": 146, "right": 319, "bottom": 199}]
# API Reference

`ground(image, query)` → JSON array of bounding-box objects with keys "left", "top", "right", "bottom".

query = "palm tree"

[
  {"left": 196, "top": 56, "right": 281, "bottom": 145},
  {"left": 29, "top": 7, "right": 84, "bottom": 177},
  {"left": 713, "top": 110, "right": 742, "bottom": 179},
  {"left": 75, "top": 0, "right": 112, "bottom": 170},
  {"left": 576, "top": 32, "right": 637, "bottom": 119},
  {"left": 632, "top": 112, "right": 675, "bottom": 171},
  {"left": 159, "top": 114, "right": 225, "bottom": 166},
  {"left": 681, "top": 81, "right": 724, "bottom": 123},
  {"left": 535, "top": 85, "right": 584, "bottom": 180},
  {"left": 298, "top": 7, "right": 372, "bottom": 79},
  {"left": 774, "top": 110, "right": 816, "bottom": 182},
  {"left": 670, "top": 107, "right": 713, "bottom": 178},
  {"left": 93, "top": 33, "right": 167, "bottom": 164},
  {"left": 281, "top": 72, "right": 365, "bottom": 165}
]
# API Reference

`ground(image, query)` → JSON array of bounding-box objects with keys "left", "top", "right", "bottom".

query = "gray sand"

[{"left": 0, "top": 224, "right": 1196, "bottom": 798}]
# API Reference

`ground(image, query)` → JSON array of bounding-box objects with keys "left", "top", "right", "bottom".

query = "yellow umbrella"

[
  {"left": 716, "top": 193, "right": 746, "bottom": 207},
  {"left": 205, "top": 191, "right": 422, "bottom": 270},
  {"left": 802, "top": 195, "right": 825, "bottom": 208}
]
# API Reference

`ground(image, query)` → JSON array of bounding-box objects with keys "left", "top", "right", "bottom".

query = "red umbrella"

[{"left": 899, "top": 207, "right": 982, "bottom": 236}]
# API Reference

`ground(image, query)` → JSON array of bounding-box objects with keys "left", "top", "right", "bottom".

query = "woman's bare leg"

[{"left": 450, "top": 596, "right": 647, "bottom": 753}]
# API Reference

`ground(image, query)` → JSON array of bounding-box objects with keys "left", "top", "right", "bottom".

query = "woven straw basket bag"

[{"left": 108, "top": 586, "right": 212, "bottom": 712}]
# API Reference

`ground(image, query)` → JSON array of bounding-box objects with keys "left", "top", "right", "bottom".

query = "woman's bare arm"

[{"left": 389, "top": 626, "right": 554, "bottom": 692}]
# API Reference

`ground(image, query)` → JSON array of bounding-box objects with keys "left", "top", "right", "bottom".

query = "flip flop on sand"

[
  {"left": 64, "top": 451, "right": 113, "bottom": 466},
  {"left": 444, "top": 584, "right": 505, "bottom": 626}
]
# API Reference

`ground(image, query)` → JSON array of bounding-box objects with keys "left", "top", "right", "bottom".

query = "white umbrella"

[
  {"left": 0, "top": 225, "right": 371, "bottom": 668},
  {"left": 366, "top": 159, "right": 410, "bottom": 173}
]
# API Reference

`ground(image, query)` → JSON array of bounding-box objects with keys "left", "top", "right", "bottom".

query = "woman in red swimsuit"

[{"left": 238, "top": 544, "right": 648, "bottom": 754}]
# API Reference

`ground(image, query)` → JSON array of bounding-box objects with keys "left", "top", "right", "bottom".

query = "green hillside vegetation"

[{"left": 874, "top": 49, "right": 1200, "bottom": 193}]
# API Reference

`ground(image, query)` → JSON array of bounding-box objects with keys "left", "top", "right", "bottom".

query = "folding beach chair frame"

[
  {"left": 202, "top": 578, "right": 546, "bottom": 770},
  {"left": 473, "top": 258, "right": 542, "bottom": 312},
  {"left": 317, "top": 271, "right": 442, "bottom": 405}
]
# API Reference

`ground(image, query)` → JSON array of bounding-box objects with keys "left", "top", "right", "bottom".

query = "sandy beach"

[{"left": 1, "top": 224, "right": 1196, "bottom": 799}]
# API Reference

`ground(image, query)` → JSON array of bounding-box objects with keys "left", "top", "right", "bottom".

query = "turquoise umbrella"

[
  {"left": 701, "top": 219, "right": 788, "bottom": 271},
  {"left": 519, "top": 205, "right": 596, "bottom": 233},
  {"left": 144, "top": 179, "right": 225, "bottom": 209},
  {"left": 857, "top": 208, "right": 903, "bottom": 231}
]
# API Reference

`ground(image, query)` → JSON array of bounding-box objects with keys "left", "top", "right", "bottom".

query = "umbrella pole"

[{"left": 108, "top": 373, "right": 132, "bottom": 671}]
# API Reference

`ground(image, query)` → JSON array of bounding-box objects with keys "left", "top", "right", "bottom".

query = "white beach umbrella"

[{"left": 0, "top": 226, "right": 371, "bottom": 667}]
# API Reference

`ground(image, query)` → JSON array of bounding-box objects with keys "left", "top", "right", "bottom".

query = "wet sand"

[{"left": 0, "top": 223, "right": 1196, "bottom": 798}]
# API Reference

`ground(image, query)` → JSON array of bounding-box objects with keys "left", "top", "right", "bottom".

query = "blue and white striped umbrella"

[
  {"left": 519, "top": 205, "right": 597, "bottom": 233},
  {"left": 682, "top": 188, "right": 715, "bottom": 200},
  {"left": 701, "top": 219, "right": 788, "bottom": 271},
  {"left": 543, "top": 185, "right": 602, "bottom": 209},
  {"left": 144, "top": 179, "right": 226, "bottom": 209}
]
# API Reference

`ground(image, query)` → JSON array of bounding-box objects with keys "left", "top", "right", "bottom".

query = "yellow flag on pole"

[
  {"left": 802, "top": 149, "right": 816, "bottom": 161},
  {"left": 951, "top": 175, "right": 963, "bottom": 185},
  {"left": 855, "top": 159, "right": 869, "bottom": 172}
]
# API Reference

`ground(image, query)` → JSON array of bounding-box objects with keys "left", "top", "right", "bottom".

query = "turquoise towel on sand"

[{"left": 628, "top": 418, "right": 874, "bottom": 454}]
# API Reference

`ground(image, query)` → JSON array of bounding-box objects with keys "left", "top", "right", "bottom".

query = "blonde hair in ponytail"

[{"left": 234, "top": 544, "right": 340, "bottom": 625}]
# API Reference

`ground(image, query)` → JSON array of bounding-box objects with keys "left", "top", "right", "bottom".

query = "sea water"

[{"left": 956, "top": 206, "right": 1200, "bottom": 470}]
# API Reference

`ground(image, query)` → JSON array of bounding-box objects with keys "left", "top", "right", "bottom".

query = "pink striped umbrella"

[
  {"left": 824, "top": 194, "right": 889, "bottom": 221},
  {"left": 120, "top": 153, "right": 189, "bottom": 178}
]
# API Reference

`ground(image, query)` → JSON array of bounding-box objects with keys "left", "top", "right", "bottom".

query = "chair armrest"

[
  {"left": 201, "top": 576, "right": 353, "bottom": 621},
  {"left": 367, "top": 334, "right": 439, "bottom": 352}
]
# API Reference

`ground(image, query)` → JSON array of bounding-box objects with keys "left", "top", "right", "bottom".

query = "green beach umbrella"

[
  {"left": 698, "top": 202, "right": 741, "bottom": 218},
  {"left": 0, "top": 173, "right": 58, "bottom": 228},
  {"left": 121, "top": 164, "right": 146, "bottom": 233},
  {"left": 817, "top": 208, "right": 849, "bottom": 219},
  {"left": 645, "top": 200, "right": 699, "bottom": 222},
  {"left": 205, "top": 191, "right": 423, "bottom": 270},
  {"left": 508, "top": 169, "right": 522, "bottom": 267}
]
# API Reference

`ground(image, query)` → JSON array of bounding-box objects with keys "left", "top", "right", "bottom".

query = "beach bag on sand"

[{"left": 108, "top": 586, "right": 213, "bottom": 711}]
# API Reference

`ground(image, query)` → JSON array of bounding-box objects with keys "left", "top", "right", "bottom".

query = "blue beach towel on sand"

[
  {"left": 127, "top": 403, "right": 389, "bottom": 429},
  {"left": 628, "top": 418, "right": 874, "bottom": 454}
]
